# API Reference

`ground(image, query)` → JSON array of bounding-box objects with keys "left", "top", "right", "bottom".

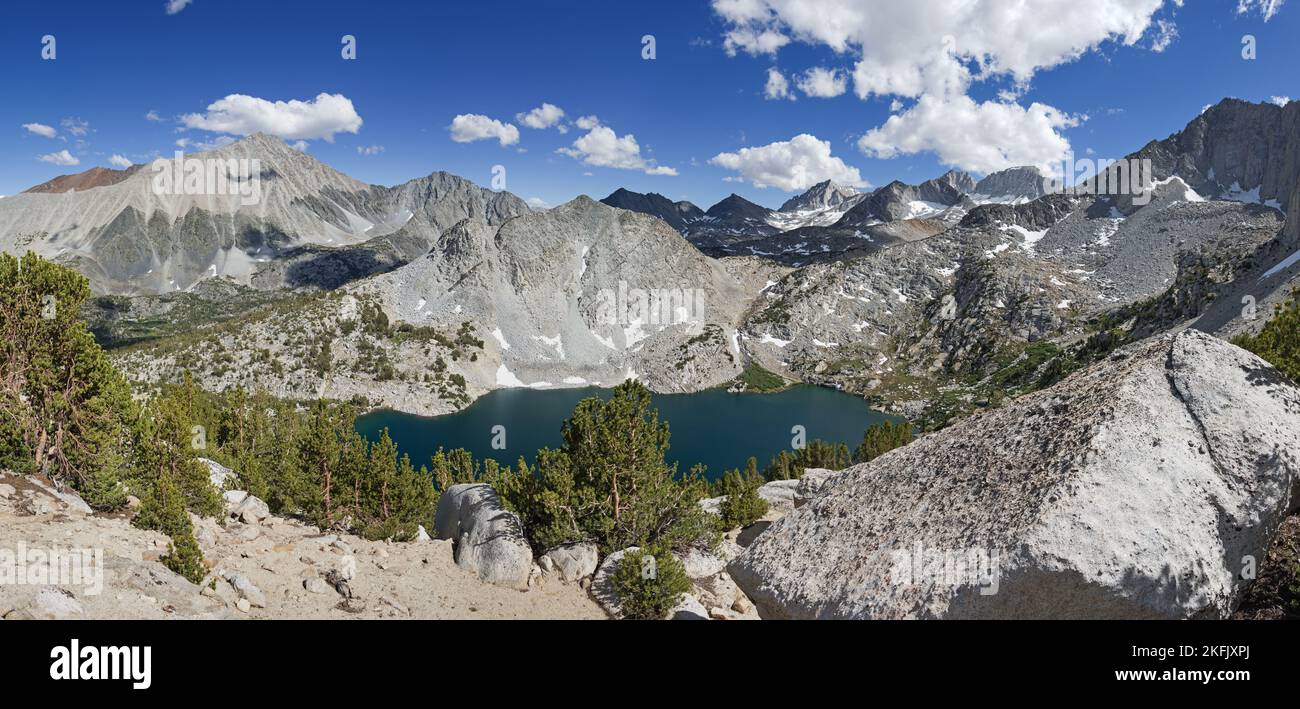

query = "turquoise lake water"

[{"left": 355, "top": 385, "right": 894, "bottom": 480}]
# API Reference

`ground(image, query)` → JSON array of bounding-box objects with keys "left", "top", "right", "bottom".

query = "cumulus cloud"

[
  {"left": 557, "top": 119, "right": 677, "bottom": 176},
  {"left": 22, "top": 123, "right": 57, "bottom": 138},
  {"left": 516, "top": 103, "right": 567, "bottom": 131},
  {"left": 1237, "top": 0, "right": 1286, "bottom": 21},
  {"left": 108, "top": 154, "right": 132, "bottom": 168},
  {"left": 145, "top": 110, "right": 163, "bottom": 122},
  {"left": 713, "top": 0, "right": 1174, "bottom": 172},
  {"left": 357, "top": 144, "right": 384, "bottom": 155},
  {"left": 181, "top": 93, "right": 363, "bottom": 142},
  {"left": 448, "top": 114, "right": 520, "bottom": 147},
  {"left": 764, "top": 67, "right": 794, "bottom": 100},
  {"left": 858, "top": 94, "right": 1079, "bottom": 175},
  {"left": 1270, "top": 96, "right": 1292, "bottom": 106},
  {"left": 37, "top": 150, "right": 79, "bottom": 166},
  {"left": 165, "top": 0, "right": 193, "bottom": 14},
  {"left": 709, "top": 134, "right": 867, "bottom": 191},
  {"left": 796, "top": 67, "right": 848, "bottom": 98}
]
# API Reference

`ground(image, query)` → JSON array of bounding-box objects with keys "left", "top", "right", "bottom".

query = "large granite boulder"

[
  {"left": 730, "top": 331, "right": 1300, "bottom": 619},
  {"left": 434, "top": 484, "right": 533, "bottom": 589}
]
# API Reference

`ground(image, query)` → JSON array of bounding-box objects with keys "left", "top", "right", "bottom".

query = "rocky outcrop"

[
  {"left": 434, "top": 484, "right": 533, "bottom": 589},
  {"left": 793, "top": 468, "right": 839, "bottom": 508},
  {"left": 756, "top": 480, "right": 798, "bottom": 515},
  {"left": 201, "top": 458, "right": 236, "bottom": 490},
  {"left": 730, "top": 331, "right": 1300, "bottom": 619}
]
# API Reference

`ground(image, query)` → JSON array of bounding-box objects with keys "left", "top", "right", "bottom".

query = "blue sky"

[{"left": 1, "top": 0, "right": 1297, "bottom": 208}]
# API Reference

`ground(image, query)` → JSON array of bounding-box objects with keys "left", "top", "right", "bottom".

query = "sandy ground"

[{"left": 0, "top": 472, "right": 606, "bottom": 620}]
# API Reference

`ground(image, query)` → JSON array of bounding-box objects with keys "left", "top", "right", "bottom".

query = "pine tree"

[
  {"left": 764, "top": 439, "right": 851, "bottom": 480},
  {"left": 297, "top": 399, "right": 344, "bottom": 526},
  {"left": 499, "top": 380, "right": 717, "bottom": 554},
  {"left": 133, "top": 462, "right": 206, "bottom": 584},
  {"left": 1233, "top": 290, "right": 1300, "bottom": 382},
  {"left": 853, "top": 420, "right": 914, "bottom": 464},
  {"left": 717, "top": 457, "right": 768, "bottom": 529},
  {"left": 0, "top": 253, "right": 136, "bottom": 509},
  {"left": 131, "top": 387, "right": 221, "bottom": 519}
]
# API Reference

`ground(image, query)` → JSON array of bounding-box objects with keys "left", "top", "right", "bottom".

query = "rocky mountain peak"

[
  {"left": 706, "top": 193, "right": 773, "bottom": 220},
  {"left": 972, "top": 166, "right": 1048, "bottom": 201},
  {"left": 779, "top": 180, "right": 860, "bottom": 213},
  {"left": 935, "top": 170, "right": 977, "bottom": 194}
]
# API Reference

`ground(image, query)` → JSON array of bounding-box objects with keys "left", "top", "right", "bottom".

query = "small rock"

[
  {"left": 732, "top": 596, "right": 754, "bottom": 614},
  {"left": 236, "top": 598, "right": 251, "bottom": 613},
  {"left": 223, "top": 572, "right": 267, "bottom": 608},
  {"left": 415, "top": 525, "right": 432, "bottom": 542},
  {"left": 222, "top": 490, "right": 249, "bottom": 509},
  {"left": 324, "top": 569, "right": 353, "bottom": 599},
  {"left": 234, "top": 495, "right": 270, "bottom": 525},
  {"left": 540, "top": 542, "right": 600, "bottom": 583},
  {"left": 669, "top": 594, "right": 709, "bottom": 620},
  {"left": 677, "top": 547, "right": 725, "bottom": 580},
  {"left": 32, "top": 587, "right": 83, "bottom": 619},
  {"left": 303, "top": 577, "right": 333, "bottom": 595},
  {"left": 0, "top": 483, "right": 15, "bottom": 499},
  {"left": 336, "top": 555, "right": 357, "bottom": 581}
]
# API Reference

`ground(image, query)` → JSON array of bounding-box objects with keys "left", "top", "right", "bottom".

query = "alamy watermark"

[
  {"left": 0, "top": 542, "right": 104, "bottom": 595},
  {"left": 594, "top": 280, "right": 706, "bottom": 327},
  {"left": 889, "top": 543, "right": 1001, "bottom": 596},
  {"left": 150, "top": 151, "right": 263, "bottom": 206},
  {"left": 1041, "top": 153, "right": 1154, "bottom": 206}
]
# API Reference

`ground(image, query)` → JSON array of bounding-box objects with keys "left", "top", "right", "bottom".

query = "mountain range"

[
  {"left": 601, "top": 166, "right": 1049, "bottom": 265},
  {"left": 4, "top": 98, "right": 1298, "bottom": 423}
]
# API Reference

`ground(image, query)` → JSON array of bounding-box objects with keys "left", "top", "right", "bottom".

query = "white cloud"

[
  {"left": 145, "top": 110, "right": 163, "bottom": 122},
  {"left": 1237, "top": 0, "right": 1286, "bottom": 21},
  {"left": 22, "top": 123, "right": 57, "bottom": 138},
  {"left": 1150, "top": 19, "right": 1178, "bottom": 52},
  {"left": 796, "top": 67, "right": 848, "bottom": 98},
  {"left": 713, "top": 0, "right": 1173, "bottom": 172},
  {"left": 516, "top": 103, "right": 566, "bottom": 130},
  {"left": 448, "top": 114, "right": 520, "bottom": 147},
  {"left": 165, "top": 0, "right": 193, "bottom": 15},
  {"left": 108, "top": 154, "right": 132, "bottom": 168},
  {"left": 289, "top": 140, "right": 309, "bottom": 152},
  {"left": 715, "top": 0, "right": 1166, "bottom": 95},
  {"left": 61, "top": 117, "right": 90, "bottom": 137},
  {"left": 181, "top": 93, "right": 363, "bottom": 141},
  {"left": 557, "top": 121, "right": 677, "bottom": 176},
  {"left": 709, "top": 133, "right": 867, "bottom": 191},
  {"left": 526, "top": 197, "right": 550, "bottom": 209},
  {"left": 37, "top": 150, "right": 79, "bottom": 166},
  {"left": 175, "top": 135, "right": 235, "bottom": 151},
  {"left": 858, "top": 94, "right": 1079, "bottom": 175},
  {"left": 764, "top": 68, "right": 794, "bottom": 100},
  {"left": 1269, "top": 96, "right": 1292, "bottom": 106},
  {"left": 357, "top": 144, "right": 385, "bottom": 155}
]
